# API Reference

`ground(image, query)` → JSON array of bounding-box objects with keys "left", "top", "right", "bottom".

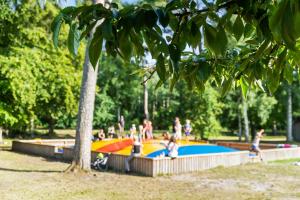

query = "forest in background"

[{"left": 1, "top": 0, "right": 300, "bottom": 140}]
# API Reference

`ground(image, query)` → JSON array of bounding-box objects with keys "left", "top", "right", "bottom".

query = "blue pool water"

[{"left": 146, "top": 145, "right": 238, "bottom": 158}]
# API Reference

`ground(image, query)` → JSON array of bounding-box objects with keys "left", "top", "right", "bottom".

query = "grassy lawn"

[{"left": 1, "top": 150, "right": 300, "bottom": 200}]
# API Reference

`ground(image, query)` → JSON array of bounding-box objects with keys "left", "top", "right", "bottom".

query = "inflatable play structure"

[{"left": 91, "top": 139, "right": 238, "bottom": 158}]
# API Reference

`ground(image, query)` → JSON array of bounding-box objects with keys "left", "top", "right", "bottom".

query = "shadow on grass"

[{"left": 0, "top": 167, "right": 63, "bottom": 173}]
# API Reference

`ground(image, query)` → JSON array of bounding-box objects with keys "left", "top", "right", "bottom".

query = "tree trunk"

[
  {"left": 238, "top": 108, "right": 242, "bottom": 142},
  {"left": 250, "top": 121, "right": 256, "bottom": 142},
  {"left": 242, "top": 95, "right": 250, "bottom": 142},
  {"left": 30, "top": 117, "right": 35, "bottom": 137},
  {"left": 48, "top": 119, "right": 55, "bottom": 136},
  {"left": 143, "top": 75, "right": 149, "bottom": 120},
  {"left": 0, "top": 127, "right": 3, "bottom": 144},
  {"left": 272, "top": 121, "right": 278, "bottom": 136},
  {"left": 67, "top": 0, "right": 105, "bottom": 173},
  {"left": 287, "top": 85, "right": 293, "bottom": 142}
]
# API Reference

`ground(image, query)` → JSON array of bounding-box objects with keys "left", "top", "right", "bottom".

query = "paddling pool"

[
  {"left": 146, "top": 145, "right": 238, "bottom": 158},
  {"left": 92, "top": 139, "right": 238, "bottom": 157}
]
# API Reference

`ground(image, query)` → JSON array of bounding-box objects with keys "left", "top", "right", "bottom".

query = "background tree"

[{"left": 0, "top": 1, "right": 82, "bottom": 137}]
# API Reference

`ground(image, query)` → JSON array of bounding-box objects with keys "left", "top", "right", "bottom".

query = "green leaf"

[
  {"left": 198, "top": 61, "right": 211, "bottom": 82},
  {"left": 155, "top": 79, "right": 163, "bottom": 90},
  {"left": 169, "top": 74, "right": 178, "bottom": 92},
  {"left": 244, "top": 23, "right": 253, "bottom": 38},
  {"left": 204, "top": 24, "right": 218, "bottom": 54},
  {"left": 80, "top": 21, "right": 97, "bottom": 40},
  {"left": 166, "top": 0, "right": 182, "bottom": 12},
  {"left": 168, "top": 43, "right": 181, "bottom": 74},
  {"left": 155, "top": 9, "right": 169, "bottom": 28},
  {"left": 118, "top": 30, "right": 132, "bottom": 61},
  {"left": 129, "top": 30, "right": 144, "bottom": 56},
  {"left": 284, "top": 64, "right": 293, "bottom": 84},
  {"left": 216, "top": 27, "right": 228, "bottom": 55},
  {"left": 68, "top": 23, "right": 80, "bottom": 56},
  {"left": 144, "top": 10, "right": 158, "bottom": 28},
  {"left": 51, "top": 13, "right": 64, "bottom": 48},
  {"left": 156, "top": 53, "right": 166, "bottom": 81},
  {"left": 89, "top": 26, "right": 103, "bottom": 68},
  {"left": 189, "top": 21, "right": 201, "bottom": 49},
  {"left": 240, "top": 77, "right": 249, "bottom": 98},
  {"left": 233, "top": 15, "right": 244, "bottom": 41},
  {"left": 102, "top": 19, "right": 113, "bottom": 41},
  {"left": 221, "top": 78, "right": 233, "bottom": 97}
]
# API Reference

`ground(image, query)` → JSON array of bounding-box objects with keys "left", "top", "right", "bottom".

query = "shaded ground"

[{"left": 1, "top": 150, "right": 300, "bottom": 200}]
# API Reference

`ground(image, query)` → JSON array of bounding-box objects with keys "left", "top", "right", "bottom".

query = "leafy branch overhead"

[{"left": 52, "top": 0, "right": 300, "bottom": 95}]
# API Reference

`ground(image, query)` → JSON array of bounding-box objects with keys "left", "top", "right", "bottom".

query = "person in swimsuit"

[{"left": 250, "top": 129, "right": 264, "bottom": 161}]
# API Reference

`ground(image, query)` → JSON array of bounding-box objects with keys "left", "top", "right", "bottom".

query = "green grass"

[
  {"left": 271, "top": 158, "right": 300, "bottom": 164},
  {"left": 1, "top": 150, "right": 300, "bottom": 200}
]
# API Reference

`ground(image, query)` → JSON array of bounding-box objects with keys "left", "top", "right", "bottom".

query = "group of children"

[
  {"left": 127, "top": 120, "right": 153, "bottom": 140},
  {"left": 172, "top": 117, "right": 192, "bottom": 140},
  {"left": 93, "top": 119, "right": 155, "bottom": 141}
]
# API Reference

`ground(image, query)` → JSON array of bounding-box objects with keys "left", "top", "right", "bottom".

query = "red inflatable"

[{"left": 96, "top": 139, "right": 133, "bottom": 153}]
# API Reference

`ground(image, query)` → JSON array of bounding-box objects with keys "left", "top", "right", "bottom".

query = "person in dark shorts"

[
  {"left": 125, "top": 136, "right": 143, "bottom": 173},
  {"left": 250, "top": 129, "right": 264, "bottom": 161}
]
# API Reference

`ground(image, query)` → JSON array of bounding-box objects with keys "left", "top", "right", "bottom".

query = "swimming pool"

[{"left": 146, "top": 145, "right": 238, "bottom": 158}]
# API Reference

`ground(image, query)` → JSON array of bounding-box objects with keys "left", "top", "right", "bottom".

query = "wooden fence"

[
  {"left": 12, "top": 140, "right": 57, "bottom": 157},
  {"left": 12, "top": 140, "right": 300, "bottom": 177},
  {"left": 216, "top": 141, "right": 277, "bottom": 150}
]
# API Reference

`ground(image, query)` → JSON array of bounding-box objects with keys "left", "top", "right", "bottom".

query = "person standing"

[
  {"left": 250, "top": 129, "right": 264, "bottom": 161},
  {"left": 129, "top": 124, "right": 136, "bottom": 139},
  {"left": 125, "top": 136, "right": 143, "bottom": 173},
  {"left": 184, "top": 119, "right": 192, "bottom": 141},
  {"left": 174, "top": 117, "right": 182, "bottom": 140},
  {"left": 147, "top": 121, "right": 153, "bottom": 139},
  {"left": 118, "top": 115, "right": 125, "bottom": 136}
]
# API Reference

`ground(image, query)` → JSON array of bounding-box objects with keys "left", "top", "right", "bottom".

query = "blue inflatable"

[{"left": 146, "top": 145, "right": 238, "bottom": 158}]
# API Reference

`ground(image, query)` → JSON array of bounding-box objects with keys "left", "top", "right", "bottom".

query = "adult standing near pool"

[
  {"left": 173, "top": 117, "right": 182, "bottom": 140},
  {"left": 118, "top": 115, "right": 125, "bottom": 136},
  {"left": 125, "top": 136, "right": 143, "bottom": 173},
  {"left": 250, "top": 129, "right": 264, "bottom": 161}
]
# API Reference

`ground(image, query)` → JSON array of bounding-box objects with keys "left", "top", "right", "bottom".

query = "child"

[
  {"left": 162, "top": 131, "right": 170, "bottom": 140},
  {"left": 184, "top": 119, "right": 192, "bottom": 141},
  {"left": 174, "top": 117, "right": 182, "bottom": 140},
  {"left": 97, "top": 129, "right": 105, "bottom": 140},
  {"left": 165, "top": 136, "right": 178, "bottom": 158},
  {"left": 125, "top": 136, "right": 143, "bottom": 173},
  {"left": 147, "top": 121, "right": 153, "bottom": 139},
  {"left": 128, "top": 124, "right": 136, "bottom": 138},
  {"left": 108, "top": 126, "right": 116, "bottom": 138},
  {"left": 250, "top": 129, "right": 264, "bottom": 161},
  {"left": 118, "top": 115, "right": 125, "bottom": 136},
  {"left": 138, "top": 125, "right": 144, "bottom": 141}
]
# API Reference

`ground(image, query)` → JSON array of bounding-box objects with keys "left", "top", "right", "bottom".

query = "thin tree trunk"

[
  {"left": 143, "top": 75, "right": 149, "bottom": 120},
  {"left": 0, "top": 127, "right": 3, "bottom": 144},
  {"left": 67, "top": 0, "right": 105, "bottom": 173},
  {"left": 287, "top": 85, "right": 293, "bottom": 142},
  {"left": 48, "top": 119, "right": 55, "bottom": 136},
  {"left": 242, "top": 95, "right": 249, "bottom": 142},
  {"left": 30, "top": 118, "right": 34, "bottom": 137},
  {"left": 238, "top": 107, "right": 242, "bottom": 142},
  {"left": 250, "top": 122, "right": 256, "bottom": 142}
]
